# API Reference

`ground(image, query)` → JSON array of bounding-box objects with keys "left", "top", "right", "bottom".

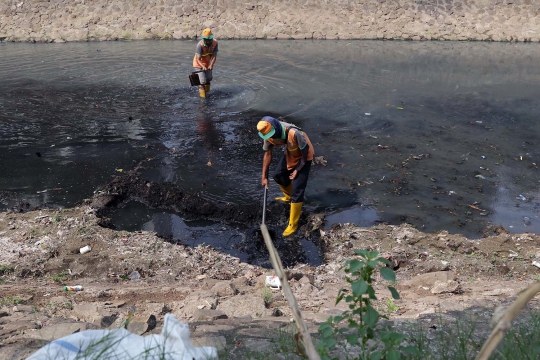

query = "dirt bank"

[
  {"left": 1, "top": 197, "right": 540, "bottom": 358},
  {"left": 1, "top": 0, "right": 540, "bottom": 43}
]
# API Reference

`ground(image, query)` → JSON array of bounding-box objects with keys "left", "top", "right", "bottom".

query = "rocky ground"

[
  {"left": 1, "top": 202, "right": 540, "bottom": 359},
  {"left": 1, "top": 0, "right": 540, "bottom": 43}
]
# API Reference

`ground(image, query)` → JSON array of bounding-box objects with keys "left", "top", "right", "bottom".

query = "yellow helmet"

[{"left": 201, "top": 28, "right": 214, "bottom": 39}]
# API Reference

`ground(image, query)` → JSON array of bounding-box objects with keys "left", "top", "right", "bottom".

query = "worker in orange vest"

[
  {"left": 257, "top": 116, "right": 315, "bottom": 237},
  {"left": 193, "top": 28, "right": 218, "bottom": 98}
]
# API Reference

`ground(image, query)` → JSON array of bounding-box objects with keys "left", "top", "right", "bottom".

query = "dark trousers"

[
  {"left": 273, "top": 155, "right": 312, "bottom": 203},
  {"left": 194, "top": 68, "right": 213, "bottom": 85}
]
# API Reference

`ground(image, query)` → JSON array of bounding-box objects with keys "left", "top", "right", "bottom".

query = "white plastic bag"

[{"left": 27, "top": 314, "right": 218, "bottom": 360}]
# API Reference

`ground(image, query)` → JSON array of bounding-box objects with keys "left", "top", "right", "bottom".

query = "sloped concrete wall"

[{"left": 0, "top": 0, "right": 539, "bottom": 42}]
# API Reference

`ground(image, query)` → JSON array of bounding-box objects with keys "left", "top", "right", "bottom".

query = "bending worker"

[
  {"left": 193, "top": 28, "right": 218, "bottom": 98},
  {"left": 257, "top": 116, "right": 315, "bottom": 236}
]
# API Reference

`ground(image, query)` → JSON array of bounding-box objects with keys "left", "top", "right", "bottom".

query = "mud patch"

[{"left": 90, "top": 170, "right": 325, "bottom": 267}]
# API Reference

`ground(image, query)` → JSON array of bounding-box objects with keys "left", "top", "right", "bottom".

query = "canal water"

[{"left": 1, "top": 40, "right": 539, "bottom": 264}]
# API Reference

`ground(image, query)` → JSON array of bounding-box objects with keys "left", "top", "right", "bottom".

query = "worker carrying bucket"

[
  {"left": 257, "top": 116, "right": 315, "bottom": 237},
  {"left": 192, "top": 28, "right": 218, "bottom": 98}
]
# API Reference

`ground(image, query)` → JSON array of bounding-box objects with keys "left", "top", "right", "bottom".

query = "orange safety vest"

[
  {"left": 192, "top": 39, "right": 218, "bottom": 68},
  {"left": 267, "top": 125, "right": 315, "bottom": 170}
]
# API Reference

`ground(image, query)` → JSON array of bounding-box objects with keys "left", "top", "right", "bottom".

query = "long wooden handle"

[
  {"left": 260, "top": 224, "right": 321, "bottom": 360},
  {"left": 475, "top": 281, "right": 540, "bottom": 360}
]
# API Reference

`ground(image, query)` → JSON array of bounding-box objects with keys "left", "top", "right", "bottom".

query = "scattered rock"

[
  {"left": 404, "top": 271, "right": 455, "bottom": 289},
  {"left": 126, "top": 315, "right": 157, "bottom": 335},
  {"left": 211, "top": 282, "right": 238, "bottom": 297},
  {"left": 72, "top": 303, "right": 101, "bottom": 323},
  {"left": 217, "top": 294, "right": 273, "bottom": 318},
  {"left": 431, "top": 280, "right": 461, "bottom": 294},
  {"left": 104, "top": 300, "right": 126, "bottom": 309},
  {"left": 0, "top": 320, "right": 38, "bottom": 339},
  {"left": 483, "top": 288, "right": 515, "bottom": 296},
  {"left": 191, "top": 335, "right": 227, "bottom": 351},
  {"left": 27, "top": 322, "right": 92, "bottom": 341},
  {"left": 193, "top": 309, "right": 228, "bottom": 322},
  {"left": 12, "top": 305, "right": 34, "bottom": 313}
]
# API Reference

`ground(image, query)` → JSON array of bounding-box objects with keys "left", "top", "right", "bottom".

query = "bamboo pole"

[
  {"left": 260, "top": 224, "right": 321, "bottom": 360},
  {"left": 475, "top": 281, "right": 540, "bottom": 360}
]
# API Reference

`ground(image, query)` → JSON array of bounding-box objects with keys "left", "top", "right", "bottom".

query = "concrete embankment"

[{"left": 0, "top": 0, "right": 539, "bottom": 43}]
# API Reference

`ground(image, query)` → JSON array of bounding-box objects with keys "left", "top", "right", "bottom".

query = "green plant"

[
  {"left": 0, "top": 264, "right": 14, "bottom": 276},
  {"left": 386, "top": 299, "right": 399, "bottom": 314},
  {"left": 261, "top": 286, "right": 273, "bottom": 308},
  {"left": 317, "top": 250, "right": 418, "bottom": 360},
  {"left": 0, "top": 295, "right": 23, "bottom": 306},
  {"left": 51, "top": 270, "right": 69, "bottom": 283},
  {"left": 496, "top": 310, "right": 540, "bottom": 359},
  {"left": 52, "top": 213, "right": 64, "bottom": 224}
]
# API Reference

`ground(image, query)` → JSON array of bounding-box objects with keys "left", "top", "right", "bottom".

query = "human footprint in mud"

[
  {"left": 257, "top": 116, "right": 315, "bottom": 236},
  {"left": 193, "top": 28, "right": 218, "bottom": 98}
]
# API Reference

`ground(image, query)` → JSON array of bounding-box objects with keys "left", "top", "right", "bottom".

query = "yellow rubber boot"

[
  {"left": 275, "top": 183, "right": 292, "bottom": 202},
  {"left": 283, "top": 202, "right": 302, "bottom": 237},
  {"left": 205, "top": 84, "right": 210, "bottom": 94},
  {"left": 199, "top": 87, "right": 206, "bottom": 98}
]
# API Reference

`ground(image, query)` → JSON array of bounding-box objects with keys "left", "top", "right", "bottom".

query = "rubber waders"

[
  {"left": 204, "top": 84, "right": 210, "bottom": 94},
  {"left": 283, "top": 202, "right": 302, "bottom": 236},
  {"left": 199, "top": 87, "right": 206, "bottom": 98},
  {"left": 276, "top": 183, "right": 292, "bottom": 202}
]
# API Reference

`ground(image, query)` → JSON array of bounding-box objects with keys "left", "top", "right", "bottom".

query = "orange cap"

[
  {"left": 257, "top": 121, "right": 275, "bottom": 140},
  {"left": 202, "top": 28, "right": 214, "bottom": 39}
]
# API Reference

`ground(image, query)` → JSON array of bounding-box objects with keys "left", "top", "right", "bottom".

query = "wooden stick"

[
  {"left": 260, "top": 224, "right": 321, "bottom": 360},
  {"left": 475, "top": 281, "right": 540, "bottom": 360}
]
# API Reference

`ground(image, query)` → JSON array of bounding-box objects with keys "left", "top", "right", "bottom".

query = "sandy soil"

[{"left": 1, "top": 195, "right": 540, "bottom": 359}]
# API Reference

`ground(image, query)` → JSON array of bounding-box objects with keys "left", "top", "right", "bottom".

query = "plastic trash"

[
  {"left": 27, "top": 314, "right": 217, "bottom": 360},
  {"left": 532, "top": 261, "right": 540, "bottom": 269},
  {"left": 129, "top": 271, "right": 141, "bottom": 281},
  {"left": 63, "top": 285, "right": 83, "bottom": 291},
  {"left": 79, "top": 245, "right": 92, "bottom": 254},
  {"left": 265, "top": 275, "right": 282, "bottom": 290},
  {"left": 517, "top": 194, "right": 527, "bottom": 201}
]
